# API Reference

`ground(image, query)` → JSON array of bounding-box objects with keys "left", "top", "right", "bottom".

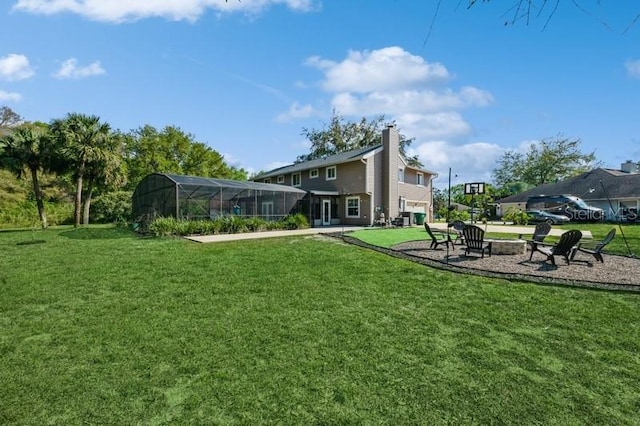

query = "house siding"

[
  {"left": 398, "top": 168, "right": 432, "bottom": 220},
  {"left": 253, "top": 126, "right": 436, "bottom": 226}
]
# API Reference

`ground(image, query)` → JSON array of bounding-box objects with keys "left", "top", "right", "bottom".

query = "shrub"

[
  {"left": 0, "top": 200, "right": 73, "bottom": 229},
  {"left": 148, "top": 216, "right": 179, "bottom": 236},
  {"left": 437, "top": 207, "right": 471, "bottom": 223},
  {"left": 245, "top": 217, "right": 269, "bottom": 232},
  {"left": 147, "top": 213, "right": 310, "bottom": 237},
  {"left": 503, "top": 207, "right": 530, "bottom": 225},
  {"left": 91, "top": 191, "right": 132, "bottom": 224},
  {"left": 217, "top": 215, "right": 249, "bottom": 234},
  {"left": 281, "top": 213, "right": 310, "bottom": 230}
]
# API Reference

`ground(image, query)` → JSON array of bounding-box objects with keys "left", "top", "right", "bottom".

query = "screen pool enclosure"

[{"left": 132, "top": 173, "right": 307, "bottom": 223}]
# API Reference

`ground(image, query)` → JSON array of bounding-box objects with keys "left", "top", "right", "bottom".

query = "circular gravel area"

[{"left": 341, "top": 236, "right": 640, "bottom": 292}]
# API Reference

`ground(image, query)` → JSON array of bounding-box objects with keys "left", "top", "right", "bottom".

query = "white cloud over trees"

[
  {"left": 12, "top": 0, "right": 319, "bottom": 23},
  {"left": 53, "top": 58, "right": 105, "bottom": 79},
  {"left": 0, "top": 54, "right": 35, "bottom": 81}
]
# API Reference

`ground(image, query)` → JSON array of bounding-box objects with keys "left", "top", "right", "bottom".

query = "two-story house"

[{"left": 254, "top": 125, "right": 437, "bottom": 227}]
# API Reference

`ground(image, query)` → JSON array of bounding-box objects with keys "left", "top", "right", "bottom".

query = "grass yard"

[
  {"left": 1, "top": 226, "right": 640, "bottom": 424},
  {"left": 349, "top": 222, "right": 640, "bottom": 257}
]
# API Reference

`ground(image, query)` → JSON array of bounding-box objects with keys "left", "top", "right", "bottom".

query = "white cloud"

[
  {"left": 0, "top": 90, "right": 23, "bottom": 102},
  {"left": 276, "top": 102, "right": 314, "bottom": 122},
  {"left": 304, "top": 46, "right": 493, "bottom": 142},
  {"left": 332, "top": 88, "right": 493, "bottom": 117},
  {"left": 299, "top": 46, "right": 499, "bottom": 184},
  {"left": 625, "top": 59, "right": 640, "bottom": 78},
  {"left": 396, "top": 112, "right": 472, "bottom": 139},
  {"left": 12, "top": 0, "right": 319, "bottom": 23},
  {"left": 0, "top": 54, "right": 35, "bottom": 81},
  {"left": 411, "top": 140, "right": 505, "bottom": 188},
  {"left": 53, "top": 58, "right": 105, "bottom": 79},
  {"left": 307, "top": 46, "right": 449, "bottom": 93}
]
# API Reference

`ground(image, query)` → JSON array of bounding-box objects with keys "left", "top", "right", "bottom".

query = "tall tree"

[
  {"left": 51, "top": 113, "right": 113, "bottom": 227},
  {"left": 124, "top": 124, "right": 247, "bottom": 189},
  {"left": 297, "top": 110, "right": 422, "bottom": 167},
  {"left": 81, "top": 131, "right": 126, "bottom": 225},
  {"left": 0, "top": 122, "right": 53, "bottom": 228},
  {"left": 492, "top": 134, "right": 600, "bottom": 193},
  {"left": 0, "top": 106, "right": 22, "bottom": 136}
]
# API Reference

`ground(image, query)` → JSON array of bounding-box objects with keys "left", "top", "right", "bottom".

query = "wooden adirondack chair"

[
  {"left": 424, "top": 223, "right": 454, "bottom": 250},
  {"left": 531, "top": 229, "right": 582, "bottom": 266},
  {"left": 570, "top": 228, "right": 616, "bottom": 263},
  {"left": 462, "top": 224, "right": 492, "bottom": 258},
  {"left": 527, "top": 222, "right": 552, "bottom": 260},
  {"left": 448, "top": 220, "right": 466, "bottom": 245}
]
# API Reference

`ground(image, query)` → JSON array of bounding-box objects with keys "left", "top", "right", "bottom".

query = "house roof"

[
  {"left": 254, "top": 144, "right": 437, "bottom": 179},
  {"left": 254, "top": 145, "right": 380, "bottom": 179},
  {"left": 497, "top": 168, "right": 640, "bottom": 203}
]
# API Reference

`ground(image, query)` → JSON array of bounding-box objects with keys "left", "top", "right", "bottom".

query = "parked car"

[
  {"left": 526, "top": 194, "right": 604, "bottom": 222},
  {"left": 525, "top": 210, "right": 570, "bottom": 225}
]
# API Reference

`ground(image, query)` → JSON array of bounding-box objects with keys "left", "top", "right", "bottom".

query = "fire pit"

[{"left": 486, "top": 239, "right": 527, "bottom": 255}]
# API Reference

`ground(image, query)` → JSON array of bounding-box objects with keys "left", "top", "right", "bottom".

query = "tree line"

[
  {"left": 0, "top": 106, "right": 247, "bottom": 228},
  {"left": 2, "top": 104, "right": 635, "bottom": 228}
]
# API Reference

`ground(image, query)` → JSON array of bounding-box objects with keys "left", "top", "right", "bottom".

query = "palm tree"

[
  {"left": 0, "top": 123, "right": 53, "bottom": 228},
  {"left": 51, "top": 113, "right": 113, "bottom": 227},
  {"left": 81, "top": 133, "right": 125, "bottom": 225}
]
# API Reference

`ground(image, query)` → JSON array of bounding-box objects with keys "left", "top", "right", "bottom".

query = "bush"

[
  {"left": 503, "top": 207, "right": 530, "bottom": 225},
  {"left": 91, "top": 191, "right": 132, "bottom": 224},
  {"left": 146, "top": 213, "right": 311, "bottom": 237},
  {"left": 281, "top": 213, "right": 310, "bottom": 230},
  {"left": 437, "top": 207, "right": 470, "bottom": 223},
  {"left": 0, "top": 200, "right": 73, "bottom": 229},
  {"left": 147, "top": 216, "right": 179, "bottom": 236}
]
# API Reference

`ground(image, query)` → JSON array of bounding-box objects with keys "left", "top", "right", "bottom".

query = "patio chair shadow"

[{"left": 517, "top": 259, "right": 594, "bottom": 272}]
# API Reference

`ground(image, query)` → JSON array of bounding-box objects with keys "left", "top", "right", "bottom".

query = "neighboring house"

[
  {"left": 253, "top": 125, "right": 438, "bottom": 227},
  {"left": 496, "top": 160, "right": 640, "bottom": 221}
]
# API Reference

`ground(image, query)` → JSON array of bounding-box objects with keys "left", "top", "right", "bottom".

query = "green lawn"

[
  {"left": 349, "top": 222, "right": 640, "bottom": 257},
  {"left": 1, "top": 226, "right": 640, "bottom": 424}
]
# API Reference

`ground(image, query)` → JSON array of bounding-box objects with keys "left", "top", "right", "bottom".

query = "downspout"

[{"left": 362, "top": 157, "right": 374, "bottom": 226}]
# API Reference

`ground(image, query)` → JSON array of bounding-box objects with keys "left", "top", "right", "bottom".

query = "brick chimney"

[
  {"left": 621, "top": 160, "right": 639, "bottom": 174},
  {"left": 382, "top": 125, "right": 400, "bottom": 219}
]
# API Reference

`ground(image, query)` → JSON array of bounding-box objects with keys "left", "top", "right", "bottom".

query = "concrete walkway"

[
  {"left": 186, "top": 226, "right": 364, "bottom": 243},
  {"left": 185, "top": 222, "right": 592, "bottom": 244}
]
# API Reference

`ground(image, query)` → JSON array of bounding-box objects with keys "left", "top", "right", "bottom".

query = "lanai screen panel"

[
  {"left": 131, "top": 173, "right": 178, "bottom": 219},
  {"left": 132, "top": 173, "right": 306, "bottom": 221}
]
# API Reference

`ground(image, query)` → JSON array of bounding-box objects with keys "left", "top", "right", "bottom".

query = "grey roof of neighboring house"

[
  {"left": 254, "top": 144, "right": 438, "bottom": 179},
  {"left": 497, "top": 168, "right": 640, "bottom": 203}
]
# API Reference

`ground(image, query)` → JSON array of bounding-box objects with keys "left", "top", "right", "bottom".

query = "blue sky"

[{"left": 1, "top": 1, "right": 639, "bottom": 189}]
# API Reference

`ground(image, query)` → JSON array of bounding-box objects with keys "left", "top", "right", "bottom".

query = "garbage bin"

[{"left": 413, "top": 212, "right": 426, "bottom": 225}]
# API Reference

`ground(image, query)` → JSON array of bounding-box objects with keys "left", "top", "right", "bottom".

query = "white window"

[
  {"left": 277, "top": 175, "right": 284, "bottom": 184},
  {"left": 398, "top": 168, "right": 405, "bottom": 183},
  {"left": 292, "top": 173, "right": 301, "bottom": 187},
  {"left": 346, "top": 197, "right": 360, "bottom": 218},
  {"left": 310, "top": 169, "right": 319, "bottom": 179},
  {"left": 326, "top": 166, "right": 337, "bottom": 180},
  {"left": 417, "top": 173, "right": 424, "bottom": 186}
]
